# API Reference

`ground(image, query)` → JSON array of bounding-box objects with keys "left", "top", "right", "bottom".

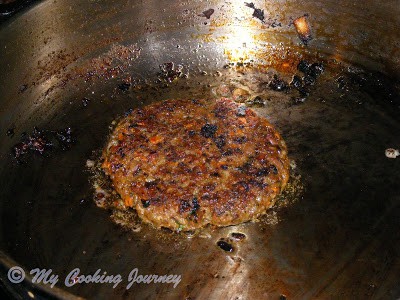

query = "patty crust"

[{"left": 102, "top": 98, "right": 289, "bottom": 231}]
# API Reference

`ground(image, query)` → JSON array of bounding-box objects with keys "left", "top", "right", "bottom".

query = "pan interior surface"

[{"left": 0, "top": 0, "right": 400, "bottom": 299}]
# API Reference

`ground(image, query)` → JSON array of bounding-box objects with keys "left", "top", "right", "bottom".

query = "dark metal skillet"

[{"left": 0, "top": 0, "right": 400, "bottom": 299}]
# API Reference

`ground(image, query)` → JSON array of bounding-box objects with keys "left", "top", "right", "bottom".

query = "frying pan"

[{"left": 0, "top": 0, "right": 400, "bottom": 299}]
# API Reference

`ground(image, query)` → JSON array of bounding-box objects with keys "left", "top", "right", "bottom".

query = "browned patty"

[{"left": 102, "top": 98, "right": 289, "bottom": 231}]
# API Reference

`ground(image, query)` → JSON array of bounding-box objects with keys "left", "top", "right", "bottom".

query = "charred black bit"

[
  {"left": 279, "top": 295, "right": 287, "bottom": 300},
  {"left": 158, "top": 62, "right": 183, "bottom": 83},
  {"left": 222, "top": 149, "right": 233, "bottom": 156},
  {"left": 234, "top": 136, "right": 247, "bottom": 144},
  {"left": 6, "top": 128, "right": 15, "bottom": 137},
  {"left": 267, "top": 19, "right": 282, "bottom": 28},
  {"left": 245, "top": 2, "right": 265, "bottom": 22},
  {"left": 217, "top": 240, "right": 234, "bottom": 252},
  {"left": 293, "top": 60, "right": 324, "bottom": 99},
  {"left": 221, "top": 164, "right": 228, "bottom": 170},
  {"left": 290, "top": 74, "right": 309, "bottom": 98},
  {"left": 180, "top": 198, "right": 200, "bottom": 220},
  {"left": 236, "top": 105, "right": 247, "bottom": 116},
  {"left": 297, "top": 60, "right": 311, "bottom": 74},
  {"left": 12, "top": 127, "right": 53, "bottom": 160},
  {"left": 54, "top": 127, "right": 74, "bottom": 150},
  {"left": 113, "top": 163, "right": 124, "bottom": 171},
  {"left": 249, "top": 179, "right": 266, "bottom": 189},
  {"left": 82, "top": 97, "right": 90, "bottom": 107},
  {"left": 12, "top": 126, "right": 75, "bottom": 160},
  {"left": 309, "top": 62, "right": 325, "bottom": 77},
  {"left": 124, "top": 108, "right": 134, "bottom": 117},
  {"left": 238, "top": 157, "right": 254, "bottom": 173},
  {"left": 141, "top": 200, "right": 151, "bottom": 208},
  {"left": 200, "top": 123, "right": 218, "bottom": 138},
  {"left": 211, "top": 172, "right": 220, "bottom": 177},
  {"left": 19, "top": 84, "right": 28, "bottom": 93},
  {"left": 256, "top": 168, "right": 270, "bottom": 177},
  {"left": 198, "top": 8, "right": 214, "bottom": 19},
  {"left": 26, "top": 128, "right": 49, "bottom": 154},
  {"left": 214, "top": 104, "right": 230, "bottom": 119},
  {"left": 116, "top": 147, "right": 125, "bottom": 158},
  {"left": 230, "top": 232, "right": 246, "bottom": 241},
  {"left": 13, "top": 142, "right": 29, "bottom": 159},
  {"left": 269, "top": 75, "right": 288, "bottom": 91},
  {"left": 298, "top": 87, "right": 310, "bottom": 97},
  {"left": 213, "top": 134, "right": 226, "bottom": 149},
  {"left": 290, "top": 75, "right": 303, "bottom": 89},
  {"left": 179, "top": 200, "right": 191, "bottom": 213},
  {"left": 190, "top": 197, "right": 200, "bottom": 216},
  {"left": 144, "top": 180, "right": 158, "bottom": 188},
  {"left": 118, "top": 82, "right": 131, "bottom": 91},
  {"left": 303, "top": 75, "right": 316, "bottom": 86},
  {"left": 297, "top": 61, "right": 324, "bottom": 78}
]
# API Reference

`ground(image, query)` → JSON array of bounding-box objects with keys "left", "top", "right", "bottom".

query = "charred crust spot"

[
  {"left": 111, "top": 163, "right": 123, "bottom": 171},
  {"left": 297, "top": 60, "right": 310, "bottom": 74},
  {"left": 179, "top": 197, "right": 200, "bottom": 219},
  {"left": 213, "top": 134, "right": 226, "bottom": 149},
  {"left": 213, "top": 104, "right": 229, "bottom": 119},
  {"left": 179, "top": 200, "right": 191, "bottom": 213},
  {"left": 190, "top": 197, "right": 200, "bottom": 221},
  {"left": 116, "top": 147, "right": 125, "bottom": 158},
  {"left": 188, "top": 130, "right": 196, "bottom": 137},
  {"left": 144, "top": 179, "right": 159, "bottom": 188},
  {"left": 256, "top": 168, "right": 270, "bottom": 177},
  {"left": 141, "top": 200, "right": 151, "bottom": 208},
  {"left": 239, "top": 158, "right": 254, "bottom": 172},
  {"left": 200, "top": 123, "right": 218, "bottom": 138},
  {"left": 234, "top": 136, "right": 247, "bottom": 144},
  {"left": 124, "top": 108, "right": 134, "bottom": 116},
  {"left": 248, "top": 179, "right": 266, "bottom": 189},
  {"left": 222, "top": 149, "right": 233, "bottom": 156},
  {"left": 192, "top": 198, "right": 200, "bottom": 211}
]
